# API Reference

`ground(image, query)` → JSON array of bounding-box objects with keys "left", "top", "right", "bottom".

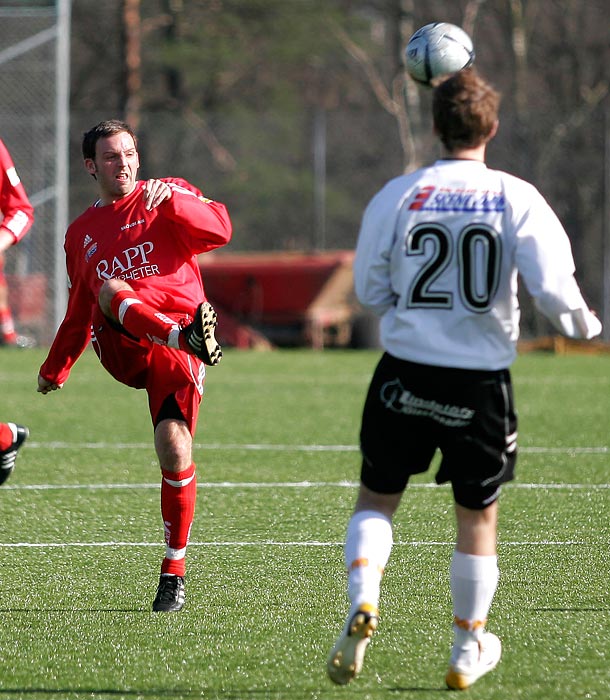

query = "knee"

[
  {"left": 455, "top": 502, "right": 498, "bottom": 555},
  {"left": 154, "top": 419, "right": 193, "bottom": 472},
  {"left": 355, "top": 483, "right": 401, "bottom": 520}
]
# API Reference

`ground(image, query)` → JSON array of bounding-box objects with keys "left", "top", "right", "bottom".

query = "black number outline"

[
  {"left": 458, "top": 225, "right": 502, "bottom": 312},
  {"left": 405, "top": 223, "right": 454, "bottom": 309},
  {"left": 405, "top": 223, "right": 501, "bottom": 313}
]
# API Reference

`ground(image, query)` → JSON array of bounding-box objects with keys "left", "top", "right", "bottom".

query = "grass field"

[{"left": 0, "top": 347, "right": 608, "bottom": 700}]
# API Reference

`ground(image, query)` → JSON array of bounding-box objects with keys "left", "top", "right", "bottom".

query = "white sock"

[
  {"left": 450, "top": 551, "right": 499, "bottom": 664},
  {"left": 345, "top": 510, "right": 393, "bottom": 612}
]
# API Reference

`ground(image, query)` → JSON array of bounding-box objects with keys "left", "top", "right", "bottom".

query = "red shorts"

[{"left": 90, "top": 306, "right": 205, "bottom": 434}]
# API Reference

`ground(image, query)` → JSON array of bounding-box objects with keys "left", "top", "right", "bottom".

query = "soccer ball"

[{"left": 405, "top": 23, "right": 475, "bottom": 86}]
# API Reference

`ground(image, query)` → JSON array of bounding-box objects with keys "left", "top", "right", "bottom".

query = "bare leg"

[{"left": 455, "top": 501, "right": 498, "bottom": 555}]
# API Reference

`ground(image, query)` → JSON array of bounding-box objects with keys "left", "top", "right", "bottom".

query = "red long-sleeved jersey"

[
  {"left": 0, "top": 138, "right": 34, "bottom": 243},
  {"left": 40, "top": 178, "right": 232, "bottom": 385}
]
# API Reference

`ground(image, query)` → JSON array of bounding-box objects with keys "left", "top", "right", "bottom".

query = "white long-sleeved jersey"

[{"left": 354, "top": 159, "right": 601, "bottom": 370}]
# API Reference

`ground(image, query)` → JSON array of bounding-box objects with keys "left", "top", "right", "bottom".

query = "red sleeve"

[
  {"left": 0, "top": 138, "right": 34, "bottom": 243},
  {"left": 161, "top": 178, "right": 232, "bottom": 254},
  {"left": 39, "top": 235, "right": 95, "bottom": 385}
]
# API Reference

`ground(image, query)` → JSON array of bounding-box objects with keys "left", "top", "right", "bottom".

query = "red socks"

[
  {"left": 160, "top": 463, "right": 197, "bottom": 577},
  {"left": 0, "top": 307, "right": 16, "bottom": 344},
  {"left": 109, "top": 289, "right": 197, "bottom": 577},
  {"left": 109, "top": 290, "right": 178, "bottom": 344}
]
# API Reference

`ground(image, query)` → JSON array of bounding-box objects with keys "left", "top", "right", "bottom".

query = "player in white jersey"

[{"left": 327, "top": 68, "right": 601, "bottom": 690}]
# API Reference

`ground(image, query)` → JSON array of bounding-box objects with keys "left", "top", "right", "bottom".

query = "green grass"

[{"left": 0, "top": 347, "right": 608, "bottom": 699}]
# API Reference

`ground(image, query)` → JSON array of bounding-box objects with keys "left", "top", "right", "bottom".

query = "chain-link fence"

[
  {"left": 1, "top": 2, "right": 604, "bottom": 349},
  {"left": 0, "top": 1, "right": 67, "bottom": 346}
]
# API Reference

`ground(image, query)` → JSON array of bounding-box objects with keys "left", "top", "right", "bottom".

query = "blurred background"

[{"left": 0, "top": 0, "right": 608, "bottom": 348}]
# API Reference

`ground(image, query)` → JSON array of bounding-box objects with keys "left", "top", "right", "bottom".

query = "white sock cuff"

[
  {"left": 452, "top": 551, "right": 498, "bottom": 580},
  {"left": 117, "top": 297, "right": 142, "bottom": 325},
  {"left": 164, "top": 545, "right": 187, "bottom": 560}
]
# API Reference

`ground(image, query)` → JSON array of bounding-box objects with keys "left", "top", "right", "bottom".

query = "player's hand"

[
  {"left": 0, "top": 228, "right": 16, "bottom": 254},
  {"left": 37, "top": 374, "right": 63, "bottom": 394},
  {"left": 142, "top": 179, "right": 172, "bottom": 211}
]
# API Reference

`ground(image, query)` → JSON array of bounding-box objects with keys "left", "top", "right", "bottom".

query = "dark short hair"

[
  {"left": 432, "top": 68, "right": 500, "bottom": 151},
  {"left": 82, "top": 120, "right": 138, "bottom": 160}
]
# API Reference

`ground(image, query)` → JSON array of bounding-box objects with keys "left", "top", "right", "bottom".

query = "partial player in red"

[
  {"left": 37, "top": 120, "right": 232, "bottom": 612},
  {"left": 0, "top": 421, "right": 29, "bottom": 485},
  {"left": 0, "top": 137, "right": 35, "bottom": 347}
]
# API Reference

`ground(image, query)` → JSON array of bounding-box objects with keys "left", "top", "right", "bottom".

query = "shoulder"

[
  {"left": 486, "top": 168, "right": 559, "bottom": 226},
  {"left": 69, "top": 204, "right": 99, "bottom": 227},
  {"left": 364, "top": 170, "right": 424, "bottom": 219},
  {"left": 64, "top": 222, "right": 81, "bottom": 250},
  {"left": 376, "top": 171, "right": 421, "bottom": 198},
  {"left": 65, "top": 207, "right": 97, "bottom": 246},
  {"left": 487, "top": 167, "right": 545, "bottom": 201}
]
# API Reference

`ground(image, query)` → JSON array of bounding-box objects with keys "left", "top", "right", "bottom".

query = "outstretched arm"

[
  {"left": 515, "top": 197, "right": 602, "bottom": 340},
  {"left": 38, "top": 259, "right": 95, "bottom": 393}
]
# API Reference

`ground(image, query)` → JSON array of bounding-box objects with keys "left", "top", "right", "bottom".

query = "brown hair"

[
  {"left": 432, "top": 68, "right": 500, "bottom": 151},
  {"left": 82, "top": 120, "right": 138, "bottom": 161}
]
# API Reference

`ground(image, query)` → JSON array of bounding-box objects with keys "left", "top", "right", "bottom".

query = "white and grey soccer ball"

[{"left": 405, "top": 23, "right": 475, "bottom": 86}]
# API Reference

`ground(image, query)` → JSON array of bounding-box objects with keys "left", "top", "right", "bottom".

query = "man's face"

[{"left": 85, "top": 132, "right": 140, "bottom": 203}]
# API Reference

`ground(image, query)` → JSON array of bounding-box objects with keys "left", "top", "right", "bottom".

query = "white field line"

[
  {"left": 3, "top": 481, "right": 603, "bottom": 548},
  {"left": 24, "top": 441, "right": 609, "bottom": 454},
  {"left": 4, "top": 481, "right": 609, "bottom": 491},
  {"left": 0, "top": 540, "right": 588, "bottom": 548},
  {"left": 7, "top": 440, "right": 607, "bottom": 550}
]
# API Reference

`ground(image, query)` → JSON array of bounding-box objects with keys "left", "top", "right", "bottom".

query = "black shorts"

[{"left": 360, "top": 353, "right": 517, "bottom": 509}]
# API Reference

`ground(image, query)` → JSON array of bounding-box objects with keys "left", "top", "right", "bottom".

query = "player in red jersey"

[
  {"left": 0, "top": 137, "right": 35, "bottom": 346},
  {"left": 37, "top": 120, "right": 232, "bottom": 611}
]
